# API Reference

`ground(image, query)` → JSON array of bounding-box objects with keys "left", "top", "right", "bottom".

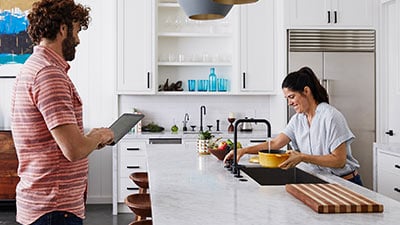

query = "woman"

[{"left": 224, "top": 67, "right": 363, "bottom": 186}]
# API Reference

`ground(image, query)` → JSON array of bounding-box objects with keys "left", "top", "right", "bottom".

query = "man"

[{"left": 11, "top": 0, "right": 114, "bottom": 224}]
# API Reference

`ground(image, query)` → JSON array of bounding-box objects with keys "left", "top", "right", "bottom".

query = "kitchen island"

[{"left": 146, "top": 143, "right": 400, "bottom": 225}]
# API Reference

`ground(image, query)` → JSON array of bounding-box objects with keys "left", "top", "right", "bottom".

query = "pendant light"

[
  {"left": 178, "top": 0, "right": 233, "bottom": 20},
  {"left": 213, "top": 0, "right": 258, "bottom": 4}
]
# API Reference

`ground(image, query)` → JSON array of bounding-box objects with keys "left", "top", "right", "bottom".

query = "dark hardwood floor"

[{"left": 0, "top": 203, "right": 134, "bottom": 225}]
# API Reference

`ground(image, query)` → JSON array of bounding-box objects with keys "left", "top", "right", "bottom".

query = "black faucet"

[
  {"left": 200, "top": 105, "right": 206, "bottom": 132},
  {"left": 231, "top": 118, "right": 271, "bottom": 178},
  {"left": 183, "top": 113, "right": 189, "bottom": 131}
]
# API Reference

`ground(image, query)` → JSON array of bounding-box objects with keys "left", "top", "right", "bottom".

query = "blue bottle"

[{"left": 208, "top": 68, "right": 217, "bottom": 92}]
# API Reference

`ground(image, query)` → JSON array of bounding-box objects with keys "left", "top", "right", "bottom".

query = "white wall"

[
  {"left": 69, "top": 0, "right": 117, "bottom": 203},
  {"left": 119, "top": 95, "right": 276, "bottom": 133}
]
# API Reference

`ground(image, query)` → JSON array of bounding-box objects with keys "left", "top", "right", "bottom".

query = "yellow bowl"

[{"left": 258, "top": 150, "right": 289, "bottom": 168}]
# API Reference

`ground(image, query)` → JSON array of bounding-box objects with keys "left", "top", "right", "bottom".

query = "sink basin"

[
  {"left": 183, "top": 131, "right": 222, "bottom": 135},
  {"left": 241, "top": 167, "right": 327, "bottom": 185}
]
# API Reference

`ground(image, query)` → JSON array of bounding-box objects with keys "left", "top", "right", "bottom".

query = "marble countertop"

[{"left": 146, "top": 143, "right": 400, "bottom": 225}]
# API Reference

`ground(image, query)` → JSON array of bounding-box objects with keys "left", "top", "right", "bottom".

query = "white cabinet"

[
  {"left": 117, "top": 0, "right": 155, "bottom": 94},
  {"left": 287, "top": 0, "right": 374, "bottom": 27},
  {"left": 239, "top": 0, "right": 275, "bottom": 93},
  {"left": 374, "top": 144, "right": 400, "bottom": 201},
  {"left": 157, "top": 1, "right": 239, "bottom": 94},
  {"left": 378, "top": 0, "right": 400, "bottom": 143},
  {"left": 116, "top": 140, "right": 148, "bottom": 213}
]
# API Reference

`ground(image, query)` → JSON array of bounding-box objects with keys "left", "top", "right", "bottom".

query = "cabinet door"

[
  {"left": 380, "top": 0, "right": 400, "bottom": 143},
  {"left": 117, "top": 0, "right": 154, "bottom": 93},
  {"left": 334, "top": 0, "right": 374, "bottom": 26},
  {"left": 240, "top": 0, "right": 274, "bottom": 93}
]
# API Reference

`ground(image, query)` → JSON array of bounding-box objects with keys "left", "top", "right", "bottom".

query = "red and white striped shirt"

[{"left": 11, "top": 46, "right": 87, "bottom": 225}]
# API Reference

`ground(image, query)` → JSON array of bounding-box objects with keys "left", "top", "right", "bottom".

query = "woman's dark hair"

[
  {"left": 27, "top": 0, "right": 91, "bottom": 44},
  {"left": 282, "top": 66, "right": 329, "bottom": 104}
]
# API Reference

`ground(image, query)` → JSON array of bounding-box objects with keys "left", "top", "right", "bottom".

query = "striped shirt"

[
  {"left": 283, "top": 102, "right": 360, "bottom": 176},
  {"left": 11, "top": 45, "right": 87, "bottom": 225}
]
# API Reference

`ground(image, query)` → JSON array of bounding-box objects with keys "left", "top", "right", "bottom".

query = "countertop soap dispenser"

[{"left": 209, "top": 68, "right": 217, "bottom": 92}]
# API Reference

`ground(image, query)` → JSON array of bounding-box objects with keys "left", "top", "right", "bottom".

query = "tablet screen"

[{"left": 108, "top": 113, "right": 144, "bottom": 145}]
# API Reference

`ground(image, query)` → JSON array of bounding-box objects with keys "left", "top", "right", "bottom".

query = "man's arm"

[{"left": 51, "top": 124, "right": 114, "bottom": 162}]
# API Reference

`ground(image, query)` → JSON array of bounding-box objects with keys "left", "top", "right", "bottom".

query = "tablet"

[{"left": 108, "top": 113, "right": 144, "bottom": 145}]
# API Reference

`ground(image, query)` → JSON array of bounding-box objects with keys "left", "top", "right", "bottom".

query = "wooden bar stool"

[
  {"left": 129, "top": 172, "right": 149, "bottom": 194},
  {"left": 129, "top": 219, "right": 152, "bottom": 225},
  {"left": 125, "top": 193, "right": 152, "bottom": 221}
]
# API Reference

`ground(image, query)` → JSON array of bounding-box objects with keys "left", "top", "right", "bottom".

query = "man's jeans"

[{"left": 29, "top": 211, "right": 82, "bottom": 225}]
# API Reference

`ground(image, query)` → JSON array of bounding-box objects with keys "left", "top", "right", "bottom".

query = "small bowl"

[{"left": 208, "top": 148, "right": 229, "bottom": 160}]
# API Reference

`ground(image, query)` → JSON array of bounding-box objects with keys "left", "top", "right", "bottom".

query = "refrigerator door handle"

[{"left": 320, "top": 79, "right": 330, "bottom": 94}]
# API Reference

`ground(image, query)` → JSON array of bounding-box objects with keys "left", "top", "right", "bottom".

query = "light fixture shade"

[
  {"left": 178, "top": 0, "right": 233, "bottom": 20},
  {"left": 213, "top": 0, "right": 258, "bottom": 4}
]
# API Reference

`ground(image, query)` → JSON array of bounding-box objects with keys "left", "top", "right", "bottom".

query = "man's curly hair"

[{"left": 27, "top": 0, "right": 91, "bottom": 44}]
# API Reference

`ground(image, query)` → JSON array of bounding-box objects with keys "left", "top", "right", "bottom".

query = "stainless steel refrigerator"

[{"left": 287, "top": 29, "right": 376, "bottom": 189}]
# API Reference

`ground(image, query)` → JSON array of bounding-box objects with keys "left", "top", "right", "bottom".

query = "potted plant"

[{"left": 197, "top": 130, "right": 213, "bottom": 154}]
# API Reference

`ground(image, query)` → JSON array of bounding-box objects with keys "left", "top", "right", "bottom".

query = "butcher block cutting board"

[{"left": 286, "top": 183, "right": 384, "bottom": 213}]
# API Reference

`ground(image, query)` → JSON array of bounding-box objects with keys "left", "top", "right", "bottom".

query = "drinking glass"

[
  {"left": 197, "top": 80, "right": 208, "bottom": 92},
  {"left": 217, "top": 78, "right": 228, "bottom": 92},
  {"left": 188, "top": 80, "right": 196, "bottom": 92}
]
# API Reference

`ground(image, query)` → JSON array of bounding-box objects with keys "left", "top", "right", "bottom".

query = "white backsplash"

[{"left": 119, "top": 95, "right": 273, "bottom": 132}]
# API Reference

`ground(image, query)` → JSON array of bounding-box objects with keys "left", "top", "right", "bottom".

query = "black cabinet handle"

[
  {"left": 242, "top": 72, "right": 246, "bottom": 89},
  {"left": 394, "top": 188, "right": 400, "bottom": 193},
  {"left": 327, "top": 11, "right": 331, "bottom": 23},
  {"left": 385, "top": 130, "right": 394, "bottom": 136},
  {"left": 127, "top": 147, "right": 140, "bottom": 151},
  {"left": 147, "top": 72, "right": 150, "bottom": 89},
  {"left": 334, "top": 11, "right": 337, "bottom": 23},
  {"left": 127, "top": 166, "right": 140, "bottom": 169},
  {"left": 127, "top": 187, "right": 139, "bottom": 191},
  {"left": 395, "top": 165, "right": 400, "bottom": 169}
]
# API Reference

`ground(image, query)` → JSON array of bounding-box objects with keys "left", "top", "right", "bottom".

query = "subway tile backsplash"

[{"left": 119, "top": 95, "right": 271, "bottom": 132}]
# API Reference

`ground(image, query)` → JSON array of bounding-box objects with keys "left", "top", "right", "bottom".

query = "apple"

[{"left": 217, "top": 141, "right": 228, "bottom": 151}]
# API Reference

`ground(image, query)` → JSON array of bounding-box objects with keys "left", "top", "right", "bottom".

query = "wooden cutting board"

[{"left": 286, "top": 183, "right": 384, "bottom": 213}]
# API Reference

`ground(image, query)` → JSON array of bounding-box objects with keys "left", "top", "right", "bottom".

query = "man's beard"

[{"left": 62, "top": 28, "right": 77, "bottom": 61}]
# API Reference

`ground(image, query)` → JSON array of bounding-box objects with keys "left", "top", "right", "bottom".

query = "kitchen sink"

[
  {"left": 241, "top": 167, "right": 327, "bottom": 185},
  {"left": 183, "top": 131, "right": 222, "bottom": 134}
]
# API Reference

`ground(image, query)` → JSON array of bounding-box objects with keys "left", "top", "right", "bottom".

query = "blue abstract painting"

[{"left": 0, "top": 3, "right": 33, "bottom": 66}]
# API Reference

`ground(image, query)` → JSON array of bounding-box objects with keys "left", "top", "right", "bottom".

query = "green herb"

[{"left": 198, "top": 130, "right": 213, "bottom": 140}]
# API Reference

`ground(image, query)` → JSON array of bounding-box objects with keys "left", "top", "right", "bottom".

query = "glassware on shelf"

[
  {"left": 217, "top": 78, "right": 228, "bottom": 92},
  {"left": 208, "top": 68, "right": 217, "bottom": 92},
  {"left": 197, "top": 80, "right": 208, "bottom": 92},
  {"left": 188, "top": 80, "right": 196, "bottom": 91}
]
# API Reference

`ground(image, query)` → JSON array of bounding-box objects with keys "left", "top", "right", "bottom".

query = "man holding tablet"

[{"left": 11, "top": 1, "right": 114, "bottom": 224}]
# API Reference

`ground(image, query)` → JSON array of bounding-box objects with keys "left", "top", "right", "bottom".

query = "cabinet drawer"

[
  {"left": 119, "top": 141, "right": 146, "bottom": 157},
  {"left": 377, "top": 151, "right": 400, "bottom": 176},
  {"left": 119, "top": 156, "right": 147, "bottom": 178},
  {"left": 377, "top": 170, "right": 400, "bottom": 201},
  {"left": 118, "top": 177, "right": 140, "bottom": 202}
]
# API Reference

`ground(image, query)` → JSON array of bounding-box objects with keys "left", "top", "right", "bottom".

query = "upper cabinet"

[
  {"left": 239, "top": 0, "right": 275, "bottom": 93},
  {"left": 286, "top": 0, "right": 374, "bottom": 28},
  {"left": 117, "top": 0, "right": 155, "bottom": 94},
  {"left": 117, "top": 0, "right": 278, "bottom": 95}
]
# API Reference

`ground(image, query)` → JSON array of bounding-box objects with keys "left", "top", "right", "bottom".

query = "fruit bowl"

[{"left": 208, "top": 148, "right": 230, "bottom": 160}]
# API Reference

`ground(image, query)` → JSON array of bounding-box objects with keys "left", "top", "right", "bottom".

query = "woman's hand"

[
  {"left": 223, "top": 148, "right": 246, "bottom": 164},
  {"left": 278, "top": 150, "right": 303, "bottom": 169}
]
